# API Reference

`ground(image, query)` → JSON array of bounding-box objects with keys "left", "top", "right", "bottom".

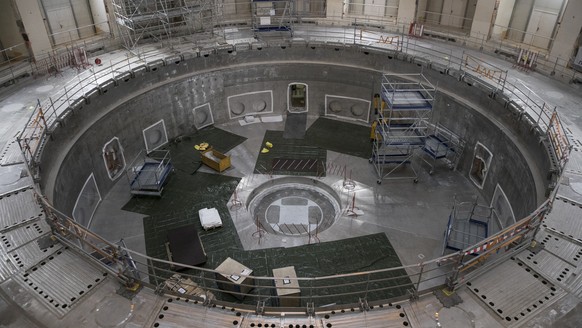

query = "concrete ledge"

[
  {"left": 131, "top": 65, "right": 147, "bottom": 77},
  {"left": 84, "top": 87, "right": 100, "bottom": 104},
  {"left": 234, "top": 43, "right": 251, "bottom": 52},
  {"left": 163, "top": 55, "right": 183, "bottom": 66},
  {"left": 115, "top": 72, "right": 133, "bottom": 84},
  {"left": 99, "top": 79, "right": 116, "bottom": 95},
  {"left": 146, "top": 59, "right": 165, "bottom": 72}
]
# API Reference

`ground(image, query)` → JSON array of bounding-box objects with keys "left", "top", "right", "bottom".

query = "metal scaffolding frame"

[
  {"left": 111, "top": 0, "right": 220, "bottom": 51},
  {"left": 251, "top": 0, "right": 294, "bottom": 35},
  {"left": 419, "top": 122, "right": 465, "bottom": 175},
  {"left": 442, "top": 196, "right": 494, "bottom": 255},
  {"left": 369, "top": 73, "right": 437, "bottom": 184}
]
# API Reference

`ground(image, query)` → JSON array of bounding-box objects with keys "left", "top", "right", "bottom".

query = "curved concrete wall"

[{"left": 38, "top": 45, "right": 552, "bottom": 221}]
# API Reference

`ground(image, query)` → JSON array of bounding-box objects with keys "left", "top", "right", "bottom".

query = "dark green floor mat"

[
  {"left": 254, "top": 130, "right": 326, "bottom": 176},
  {"left": 304, "top": 117, "right": 372, "bottom": 159},
  {"left": 169, "top": 126, "right": 247, "bottom": 174},
  {"left": 144, "top": 212, "right": 412, "bottom": 307},
  {"left": 122, "top": 171, "right": 240, "bottom": 216},
  {"left": 283, "top": 112, "right": 307, "bottom": 139},
  {"left": 124, "top": 125, "right": 409, "bottom": 307}
]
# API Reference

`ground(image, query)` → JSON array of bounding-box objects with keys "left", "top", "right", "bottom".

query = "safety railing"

[
  {"left": 9, "top": 12, "right": 571, "bottom": 307},
  {"left": 12, "top": 17, "right": 570, "bottom": 175},
  {"left": 35, "top": 181, "right": 549, "bottom": 309}
]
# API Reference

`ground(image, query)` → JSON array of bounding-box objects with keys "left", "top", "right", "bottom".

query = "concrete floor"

[
  {"left": 88, "top": 117, "right": 482, "bottom": 296},
  {"left": 1, "top": 26, "right": 582, "bottom": 327}
]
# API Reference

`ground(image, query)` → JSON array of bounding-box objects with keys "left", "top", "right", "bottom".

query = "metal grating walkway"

[
  {"left": 567, "top": 271, "right": 582, "bottom": 299},
  {"left": 0, "top": 186, "right": 48, "bottom": 282},
  {"left": 564, "top": 149, "right": 582, "bottom": 176},
  {"left": 542, "top": 197, "right": 582, "bottom": 242},
  {"left": 153, "top": 299, "right": 253, "bottom": 328},
  {"left": 322, "top": 305, "right": 410, "bottom": 328},
  {"left": 535, "top": 229, "right": 582, "bottom": 265},
  {"left": 467, "top": 258, "right": 565, "bottom": 327},
  {"left": 0, "top": 186, "right": 44, "bottom": 232},
  {"left": 0, "top": 219, "right": 50, "bottom": 251},
  {"left": 0, "top": 139, "right": 24, "bottom": 166},
  {"left": 13, "top": 247, "right": 108, "bottom": 317},
  {"left": 8, "top": 239, "right": 63, "bottom": 271},
  {"left": 516, "top": 249, "right": 576, "bottom": 284}
]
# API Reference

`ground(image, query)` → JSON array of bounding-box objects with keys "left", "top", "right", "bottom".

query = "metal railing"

[
  {"left": 36, "top": 184, "right": 549, "bottom": 309},
  {"left": 9, "top": 11, "right": 572, "bottom": 309}
]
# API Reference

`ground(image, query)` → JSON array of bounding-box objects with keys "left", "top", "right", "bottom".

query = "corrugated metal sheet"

[
  {"left": 0, "top": 187, "right": 44, "bottom": 232},
  {"left": 467, "top": 258, "right": 565, "bottom": 327},
  {"left": 13, "top": 247, "right": 108, "bottom": 317}
]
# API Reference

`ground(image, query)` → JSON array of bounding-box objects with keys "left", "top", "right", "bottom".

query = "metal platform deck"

[
  {"left": 13, "top": 247, "right": 109, "bottom": 318},
  {"left": 467, "top": 258, "right": 565, "bottom": 327}
]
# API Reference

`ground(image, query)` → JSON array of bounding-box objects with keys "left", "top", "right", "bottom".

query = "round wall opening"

[{"left": 247, "top": 177, "right": 341, "bottom": 236}]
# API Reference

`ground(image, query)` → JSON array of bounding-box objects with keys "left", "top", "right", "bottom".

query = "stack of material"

[{"left": 165, "top": 274, "right": 215, "bottom": 300}]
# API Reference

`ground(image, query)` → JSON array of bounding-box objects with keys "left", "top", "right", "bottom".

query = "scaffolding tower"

[
  {"left": 369, "top": 73, "right": 437, "bottom": 184},
  {"left": 251, "top": 0, "right": 294, "bottom": 35},
  {"left": 111, "top": 0, "right": 219, "bottom": 51}
]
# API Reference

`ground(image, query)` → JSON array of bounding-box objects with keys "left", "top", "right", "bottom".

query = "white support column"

[
  {"left": 550, "top": 0, "right": 582, "bottom": 63},
  {"left": 89, "top": 0, "right": 110, "bottom": 34},
  {"left": 469, "top": 0, "right": 496, "bottom": 39},
  {"left": 491, "top": 0, "right": 516, "bottom": 41},
  {"left": 13, "top": 0, "right": 52, "bottom": 59},
  {"left": 397, "top": 0, "right": 415, "bottom": 25}
]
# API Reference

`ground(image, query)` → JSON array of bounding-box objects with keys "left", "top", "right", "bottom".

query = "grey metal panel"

[
  {"left": 14, "top": 248, "right": 107, "bottom": 317},
  {"left": 8, "top": 239, "right": 63, "bottom": 271},
  {"left": 0, "top": 139, "right": 24, "bottom": 166},
  {"left": 0, "top": 220, "right": 51, "bottom": 252},
  {"left": 568, "top": 272, "right": 582, "bottom": 299},
  {"left": 516, "top": 249, "right": 576, "bottom": 284},
  {"left": 565, "top": 150, "right": 582, "bottom": 176},
  {"left": 542, "top": 197, "right": 582, "bottom": 241},
  {"left": 0, "top": 251, "right": 17, "bottom": 282},
  {"left": 536, "top": 229, "right": 582, "bottom": 265},
  {"left": 467, "top": 258, "right": 564, "bottom": 326},
  {"left": 0, "top": 187, "right": 44, "bottom": 232}
]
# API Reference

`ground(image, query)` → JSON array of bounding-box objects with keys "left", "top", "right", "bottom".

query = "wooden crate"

[{"left": 201, "top": 148, "right": 231, "bottom": 172}]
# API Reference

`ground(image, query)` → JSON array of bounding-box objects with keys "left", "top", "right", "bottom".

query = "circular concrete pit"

[{"left": 247, "top": 178, "right": 341, "bottom": 236}]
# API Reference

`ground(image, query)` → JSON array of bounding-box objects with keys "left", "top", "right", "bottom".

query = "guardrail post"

[
  {"left": 364, "top": 272, "right": 371, "bottom": 300},
  {"left": 148, "top": 258, "right": 160, "bottom": 289},
  {"left": 36, "top": 99, "right": 49, "bottom": 132},
  {"left": 63, "top": 86, "right": 71, "bottom": 107},
  {"left": 446, "top": 252, "right": 464, "bottom": 292},
  {"left": 408, "top": 263, "right": 424, "bottom": 301}
]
